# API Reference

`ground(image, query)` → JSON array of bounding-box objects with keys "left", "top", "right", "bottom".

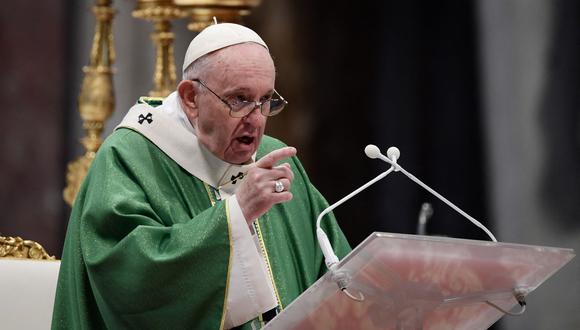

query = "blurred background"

[{"left": 1, "top": 0, "right": 579, "bottom": 328}]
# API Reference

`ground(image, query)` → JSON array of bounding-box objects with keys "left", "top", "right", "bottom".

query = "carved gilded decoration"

[{"left": 0, "top": 236, "right": 56, "bottom": 260}]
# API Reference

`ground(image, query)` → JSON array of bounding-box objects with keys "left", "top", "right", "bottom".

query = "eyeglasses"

[{"left": 192, "top": 79, "right": 288, "bottom": 118}]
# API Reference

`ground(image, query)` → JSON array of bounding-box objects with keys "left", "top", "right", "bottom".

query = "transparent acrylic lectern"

[{"left": 264, "top": 232, "right": 575, "bottom": 329}]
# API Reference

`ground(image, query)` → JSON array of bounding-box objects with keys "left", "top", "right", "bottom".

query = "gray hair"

[{"left": 182, "top": 52, "right": 215, "bottom": 82}]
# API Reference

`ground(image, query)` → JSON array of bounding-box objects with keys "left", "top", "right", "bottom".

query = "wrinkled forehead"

[
  {"left": 204, "top": 43, "right": 276, "bottom": 84},
  {"left": 213, "top": 43, "right": 274, "bottom": 69}
]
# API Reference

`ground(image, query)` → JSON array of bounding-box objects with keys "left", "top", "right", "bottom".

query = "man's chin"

[{"left": 225, "top": 150, "right": 255, "bottom": 165}]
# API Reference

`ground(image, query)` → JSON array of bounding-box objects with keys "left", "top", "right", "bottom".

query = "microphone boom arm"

[
  {"left": 373, "top": 151, "right": 497, "bottom": 243},
  {"left": 316, "top": 167, "right": 396, "bottom": 269},
  {"left": 316, "top": 145, "right": 497, "bottom": 272}
]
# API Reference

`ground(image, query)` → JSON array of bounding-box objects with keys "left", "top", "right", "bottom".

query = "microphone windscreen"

[
  {"left": 386, "top": 147, "right": 400, "bottom": 161},
  {"left": 365, "top": 144, "right": 381, "bottom": 159}
]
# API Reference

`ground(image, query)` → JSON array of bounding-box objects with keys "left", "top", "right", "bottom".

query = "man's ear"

[{"left": 177, "top": 80, "right": 198, "bottom": 119}]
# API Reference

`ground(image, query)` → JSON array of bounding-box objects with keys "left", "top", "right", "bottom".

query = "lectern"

[
  {"left": 266, "top": 145, "right": 575, "bottom": 329},
  {"left": 265, "top": 232, "right": 574, "bottom": 329}
]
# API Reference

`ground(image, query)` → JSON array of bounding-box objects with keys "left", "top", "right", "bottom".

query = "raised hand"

[{"left": 236, "top": 147, "right": 297, "bottom": 223}]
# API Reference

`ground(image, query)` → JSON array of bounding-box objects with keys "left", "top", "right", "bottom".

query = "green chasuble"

[{"left": 53, "top": 107, "right": 351, "bottom": 328}]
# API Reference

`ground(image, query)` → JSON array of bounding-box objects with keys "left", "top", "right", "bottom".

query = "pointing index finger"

[{"left": 256, "top": 147, "right": 297, "bottom": 169}]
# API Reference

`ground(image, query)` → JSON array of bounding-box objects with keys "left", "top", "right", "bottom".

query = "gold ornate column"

[
  {"left": 133, "top": 1, "right": 185, "bottom": 97},
  {"left": 174, "top": 0, "right": 261, "bottom": 32},
  {"left": 63, "top": 0, "right": 116, "bottom": 206}
]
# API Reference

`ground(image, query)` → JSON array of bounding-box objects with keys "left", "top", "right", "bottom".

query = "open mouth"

[{"left": 236, "top": 136, "right": 255, "bottom": 145}]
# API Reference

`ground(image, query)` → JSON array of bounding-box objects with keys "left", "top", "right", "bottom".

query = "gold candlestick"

[
  {"left": 64, "top": 0, "right": 116, "bottom": 206},
  {"left": 133, "top": 1, "right": 185, "bottom": 97},
  {"left": 174, "top": 0, "right": 261, "bottom": 32}
]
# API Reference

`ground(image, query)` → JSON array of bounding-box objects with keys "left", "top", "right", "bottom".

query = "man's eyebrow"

[
  {"left": 222, "top": 86, "right": 274, "bottom": 97},
  {"left": 221, "top": 86, "right": 251, "bottom": 96}
]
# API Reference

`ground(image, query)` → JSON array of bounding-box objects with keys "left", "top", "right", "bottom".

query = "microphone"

[
  {"left": 365, "top": 144, "right": 400, "bottom": 166},
  {"left": 316, "top": 144, "right": 498, "bottom": 271},
  {"left": 316, "top": 146, "right": 398, "bottom": 269},
  {"left": 417, "top": 202, "right": 433, "bottom": 235},
  {"left": 366, "top": 145, "right": 497, "bottom": 242},
  {"left": 364, "top": 144, "right": 381, "bottom": 159},
  {"left": 386, "top": 147, "right": 400, "bottom": 163}
]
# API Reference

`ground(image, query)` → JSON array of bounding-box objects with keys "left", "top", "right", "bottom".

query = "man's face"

[{"left": 185, "top": 43, "right": 275, "bottom": 164}]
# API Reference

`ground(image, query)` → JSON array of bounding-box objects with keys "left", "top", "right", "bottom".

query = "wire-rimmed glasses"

[{"left": 192, "top": 79, "right": 287, "bottom": 118}]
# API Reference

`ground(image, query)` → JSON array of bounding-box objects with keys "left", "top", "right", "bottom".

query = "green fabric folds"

[{"left": 53, "top": 129, "right": 350, "bottom": 329}]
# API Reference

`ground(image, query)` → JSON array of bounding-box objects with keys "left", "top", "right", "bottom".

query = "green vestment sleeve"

[
  {"left": 53, "top": 129, "right": 233, "bottom": 329},
  {"left": 53, "top": 130, "right": 351, "bottom": 329}
]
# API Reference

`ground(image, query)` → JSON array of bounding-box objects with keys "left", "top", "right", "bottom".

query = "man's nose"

[
  {"left": 251, "top": 100, "right": 266, "bottom": 112},
  {"left": 242, "top": 104, "right": 262, "bottom": 123}
]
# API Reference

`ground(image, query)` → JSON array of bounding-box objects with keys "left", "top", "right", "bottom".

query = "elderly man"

[{"left": 53, "top": 23, "right": 350, "bottom": 329}]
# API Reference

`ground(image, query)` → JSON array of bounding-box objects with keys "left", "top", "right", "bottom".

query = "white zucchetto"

[{"left": 182, "top": 23, "right": 268, "bottom": 73}]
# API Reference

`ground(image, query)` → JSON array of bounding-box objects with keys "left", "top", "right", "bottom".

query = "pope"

[{"left": 53, "top": 23, "right": 350, "bottom": 329}]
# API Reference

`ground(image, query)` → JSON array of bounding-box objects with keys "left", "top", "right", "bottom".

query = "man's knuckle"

[{"left": 249, "top": 171, "right": 259, "bottom": 181}]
